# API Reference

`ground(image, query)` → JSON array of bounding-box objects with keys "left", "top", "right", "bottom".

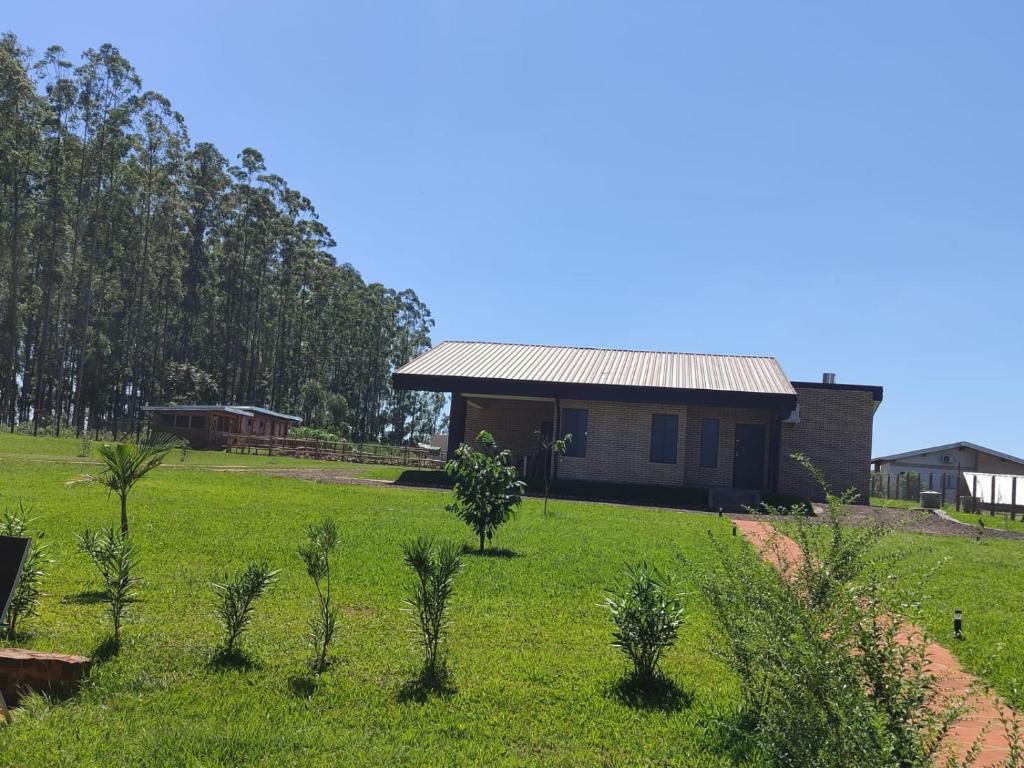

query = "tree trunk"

[
  {"left": 479, "top": 530, "right": 485, "bottom": 553},
  {"left": 120, "top": 492, "right": 129, "bottom": 536}
]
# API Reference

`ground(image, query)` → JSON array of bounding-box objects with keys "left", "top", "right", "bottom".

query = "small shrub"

[
  {"left": 534, "top": 430, "right": 572, "bottom": 517},
  {"left": 445, "top": 430, "right": 525, "bottom": 552},
  {"left": 402, "top": 537, "right": 462, "bottom": 683},
  {"left": 0, "top": 505, "right": 50, "bottom": 641},
  {"left": 77, "top": 526, "right": 141, "bottom": 644},
  {"left": 212, "top": 562, "right": 278, "bottom": 657},
  {"left": 79, "top": 435, "right": 92, "bottom": 458},
  {"left": 603, "top": 562, "right": 684, "bottom": 683},
  {"left": 298, "top": 518, "right": 340, "bottom": 673}
]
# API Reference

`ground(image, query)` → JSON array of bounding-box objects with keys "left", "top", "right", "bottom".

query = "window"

[
  {"left": 699, "top": 418, "right": 720, "bottom": 468},
  {"left": 649, "top": 414, "right": 678, "bottom": 464},
  {"left": 175, "top": 414, "right": 190, "bottom": 428},
  {"left": 190, "top": 415, "right": 205, "bottom": 430},
  {"left": 159, "top": 414, "right": 174, "bottom": 428},
  {"left": 560, "top": 408, "right": 588, "bottom": 458}
]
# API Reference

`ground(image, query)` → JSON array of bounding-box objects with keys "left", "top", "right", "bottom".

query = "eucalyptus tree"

[{"left": 0, "top": 34, "right": 443, "bottom": 443}]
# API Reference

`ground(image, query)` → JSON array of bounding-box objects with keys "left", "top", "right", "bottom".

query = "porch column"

[{"left": 447, "top": 393, "right": 466, "bottom": 461}]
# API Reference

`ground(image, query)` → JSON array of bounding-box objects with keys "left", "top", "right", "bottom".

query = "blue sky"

[{"left": 8, "top": 1, "right": 1023, "bottom": 459}]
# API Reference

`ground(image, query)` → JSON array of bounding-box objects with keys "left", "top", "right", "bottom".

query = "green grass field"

[
  {"left": 0, "top": 434, "right": 757, "bottom": 768},
  {"left": 1, "top": 433, "right": 1023, "bottom": 766}
]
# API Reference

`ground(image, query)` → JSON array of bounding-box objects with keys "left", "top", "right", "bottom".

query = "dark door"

[{"left": 732, "top": 424, "right": 767, "bottom": 490}]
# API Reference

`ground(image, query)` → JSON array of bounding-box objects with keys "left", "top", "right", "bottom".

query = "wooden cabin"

[{"left": 141, "top": 405, "right": 302, "bottom": 448}]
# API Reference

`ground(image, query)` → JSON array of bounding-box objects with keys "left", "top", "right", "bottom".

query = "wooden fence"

[{"left": 220, "top": 433, "right": 445, "bottom": 469}]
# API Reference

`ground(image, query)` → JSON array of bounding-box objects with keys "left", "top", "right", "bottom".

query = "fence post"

[
  {"left": 972, "top": 475, "right": 978, "bottom": 513},
  {"left": 1012, "top": 477, "right": 1018, "bottom": 521},
  {"left": 886, "top": 474, "right": 891, "bottom": 499},
  {"left": 991, "top": 474, "right": 997, "bottom": 516}
]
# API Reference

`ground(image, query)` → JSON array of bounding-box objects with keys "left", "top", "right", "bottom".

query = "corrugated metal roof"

[
  {"left": 141, "top": 404, "right": 302, "bottom": 422},
  {"left": 395, "top": 341, "right": 796, "bottom": 396}
]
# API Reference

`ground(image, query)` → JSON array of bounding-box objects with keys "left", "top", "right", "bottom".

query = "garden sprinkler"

[{"left": 954, "top": 609, "right": 963, "bottom": 640}]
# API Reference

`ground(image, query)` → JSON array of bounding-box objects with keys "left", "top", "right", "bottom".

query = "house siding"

[
  {"left": 555, "top": 399, "right": 689, "bottom": 486},
  {"left": 463, "top": 397, "right": 554, "bottom": 459},
  {"left": 778, "top": 386, "right": 876, "bottom": 502},
  {"left": 682, "top": 406, "right": 773, "bottom": 488}
]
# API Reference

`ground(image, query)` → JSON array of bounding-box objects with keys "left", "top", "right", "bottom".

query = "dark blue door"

[{"left": 732, "top": 424, "right": 766, "bottom": 490}]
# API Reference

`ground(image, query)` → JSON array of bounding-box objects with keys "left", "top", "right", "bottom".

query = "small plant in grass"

[
  {"left": 603, "top": 561, "right": 684, "bottom": 684},
  {"left": 212, "top": 562, "right": 278, "bottom": 659},
  {"left": 0, "top": 505, "right": 51, "bottom": 641},
  {"left": 67, "top": 433, "right": 180, "bottom": 535},
  {"left": 79, "top": 435, "right": 92, "bottom": 458},
  {"left": 534, "top": 430, "right": 572, "bottom": 517},
  {"left": 77, "top": 526, "right": 141, "bottom": 645},
  {"left": 298, "top": 518, "right": 340, "bottom": 673},
  {"left": 402, "top": 537, "right": 462, "bottom": 685},
  {"left": 445, "top": 430, "right": 525, "bottom": 552}
]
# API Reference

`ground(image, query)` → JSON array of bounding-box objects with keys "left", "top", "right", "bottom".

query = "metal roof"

[
  {"left": 395, "top": 341, "right": 796, "bottom": 396},
  {"left": 873, "top": 441, "right": 1024, "bottom": 466},
  {"left": 142, "top": 404, "right": 302, "bottom": 422}
]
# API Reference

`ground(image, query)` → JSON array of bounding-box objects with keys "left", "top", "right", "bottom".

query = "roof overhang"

[
  {"left": 791, "top": 381, "right": 884, "bottom": 402},
  {"left": 392, "top": 372, "right": 797, "bottom": 411}
]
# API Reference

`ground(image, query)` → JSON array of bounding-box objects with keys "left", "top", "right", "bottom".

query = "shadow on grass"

[
  {"left": 209, "top": 647, "right": 259, "bottom": 671},
  {"left": 91, "top": 635, "right": 121, "bottom": 663},
  {"left": 397, "top": 667, "right": 456, "bottom": 704},
  {"left": 63, "top": 590, "right": 108, "bottom": 605},
  {"left": 288, "top": 674, "right": 320, "bottom": 698},
  {"left": 459, "top": 545, "right": 521, "bottom": 559},
  {"left": 609, "top": 672, "right": 692, "bottom": 712}
]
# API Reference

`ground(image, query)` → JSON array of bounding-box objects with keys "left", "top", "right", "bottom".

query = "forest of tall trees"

[{"left": 0, "top": 34, "right": 445, "bottom": 443}]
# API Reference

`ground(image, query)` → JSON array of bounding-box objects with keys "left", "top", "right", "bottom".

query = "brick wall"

[
  {"left": 682, "top": 406, "right": 773, "bottom": 488},
  {"left": 778, "top": 386, "right": 877, "bottom": 502},
  {"left": 462, "top": 397, "right": 555, "bottom": 459},
  {"left": 555, "top": 399, "right": 689, "bottom": 485}
]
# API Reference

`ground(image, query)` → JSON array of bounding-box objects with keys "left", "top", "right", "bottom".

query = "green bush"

[
  {"left": 695, "top": 453, "right": 985, "bottom": 768},
  {"left": 77, "top": 526, "right": 141, "bottom": 645},
  {"left": 212, "top": 562, "right": 278, "bottom": 658},
  {"left": 298, "top": 519, "right": 340, "bottom": 673},
  {"left": 402, "top": 537, "right": 462, "bottom": 684},
  {"left": 603, "top": 562, "right": 684, "bottom": 683},
  {"left": 445, "top": 431, "right": 525, "bottom": 552}
]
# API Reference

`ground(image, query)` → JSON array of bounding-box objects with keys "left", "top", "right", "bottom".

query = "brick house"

[
  {"left": 393, "top": 341, "right": 883, "bottom": 503},
  {"left": 141, "top": 404, "right": 302, "bottom": 448}
]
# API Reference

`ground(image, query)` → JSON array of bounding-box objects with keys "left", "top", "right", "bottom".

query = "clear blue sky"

[{"left": 8, "top": 1, "right": 1024, "bottom": 459}]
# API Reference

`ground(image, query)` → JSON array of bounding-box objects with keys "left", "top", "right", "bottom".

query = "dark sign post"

[{"left": 0, "top": 535, "right": 31, "bottom": 725}]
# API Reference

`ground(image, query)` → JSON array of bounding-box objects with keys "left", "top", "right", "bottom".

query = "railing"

[{"left": 217, "top": 433, "right": 445, "bottom": 469}]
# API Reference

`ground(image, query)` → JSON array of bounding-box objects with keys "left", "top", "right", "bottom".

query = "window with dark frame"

[
  {"left": 175, "top": 414, "right": 189, "bottom": 428},
  {"left": 700, "top": 418, "right": 720, "bottom": 468},
  {"left": 190, "top": 415, "right": 205, "bottom": 430},
  {"left": 159, "top": 414, "right": 174, "bottom": 427},
  {"left": 560, "top": 408, "right": 588, "bottom": 458},
  {"left": 649, "top": 413, "right": 678, "bottom": 464}
]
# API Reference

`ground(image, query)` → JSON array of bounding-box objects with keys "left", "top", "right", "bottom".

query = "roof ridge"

[{"left": 439, "top": 340, "right": 779, "bottom": 360}]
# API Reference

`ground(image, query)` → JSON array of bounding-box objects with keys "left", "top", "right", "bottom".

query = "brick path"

[{"left": 732, "top": 518, "right": 1015, "bottom": 767}]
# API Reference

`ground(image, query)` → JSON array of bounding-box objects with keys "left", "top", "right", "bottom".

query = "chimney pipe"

[{"left": 822, "top": 372, "right": 836, "bottom": 384}]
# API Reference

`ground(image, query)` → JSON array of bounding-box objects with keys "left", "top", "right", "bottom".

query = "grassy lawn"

[
  {"left": 0, "top": 436, "right": 758, "bottom": 768},
  {"left": 869, "top": 496, "right": 956, "bottom": 513},
  {"left": 0, "top": 431, "right": 409, "bottom": 477},
  {"left": 946, "top": 509, "right": 1024, "bottom": 533}
]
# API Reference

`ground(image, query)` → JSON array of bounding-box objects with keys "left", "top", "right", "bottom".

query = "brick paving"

[{"left": 732, "top": 518, "right": 1016, "bottom": 767}]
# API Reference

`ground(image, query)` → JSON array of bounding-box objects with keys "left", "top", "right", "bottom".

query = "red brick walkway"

[{"left": 732, "top": 519, "right": 1015, "bottom": 767}]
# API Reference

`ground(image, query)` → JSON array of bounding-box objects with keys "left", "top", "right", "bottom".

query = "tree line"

[{"left": 0, "top": 34, "right": 444, "bottom": 443}]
